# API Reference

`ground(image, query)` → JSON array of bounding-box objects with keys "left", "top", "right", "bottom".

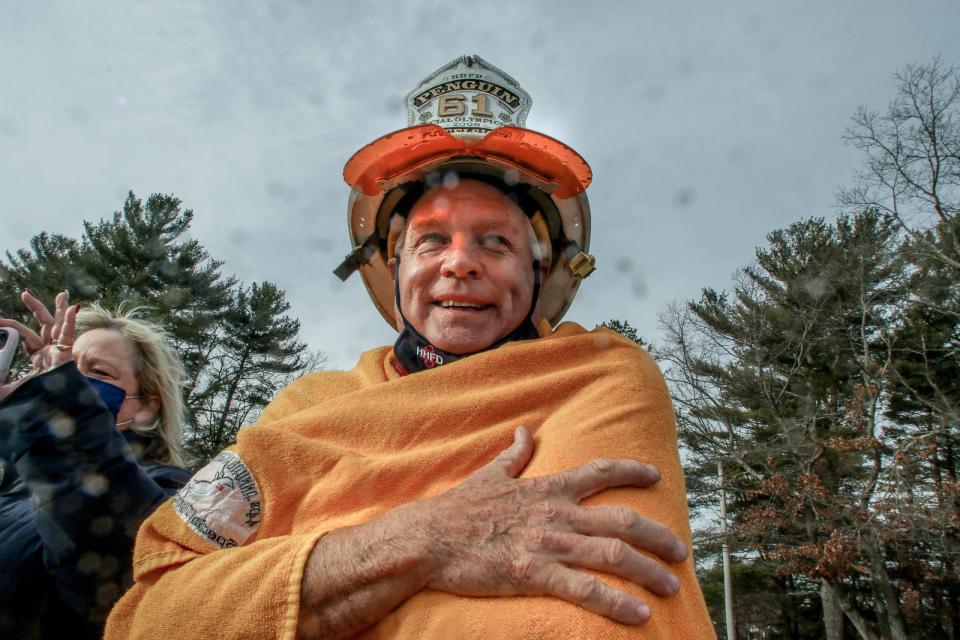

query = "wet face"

[
  {"left": 391, "top": 180, "right": 538, "bottom": 355},
  {"left": 72, "top": 328, "right": 159, "bottom": 430}
]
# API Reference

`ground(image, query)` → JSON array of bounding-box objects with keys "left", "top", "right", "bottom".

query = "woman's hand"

[{"left": 0, "top": 290, "right": 79, "bottom": 400}]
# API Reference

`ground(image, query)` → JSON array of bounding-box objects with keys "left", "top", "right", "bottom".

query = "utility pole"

[{"left": 719, "top": 460, "right": 737, "bottom": 640}]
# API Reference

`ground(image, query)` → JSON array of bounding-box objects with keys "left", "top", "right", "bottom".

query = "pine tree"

[
  {"left": 184, "top": 282, "right": 315, "bottom": 462},
  {"left": 598, "top": 319, "right": 652, "bottom": 349},
  {"left": 78, "top": 193, "right": 236, "bottom": 394},
  {"left": 0, "top": 192, "right": 318, "bottom": 467},
  {"left": 660, "top": 210, "right": 914, "bottom": 638},
  {"left": 0, "top": 232, "right": 86, "bottom": 375}
]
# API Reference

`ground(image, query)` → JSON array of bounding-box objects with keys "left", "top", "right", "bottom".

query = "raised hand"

[{"left": 0, "top": 290, "right": 79, "bottom": 400}]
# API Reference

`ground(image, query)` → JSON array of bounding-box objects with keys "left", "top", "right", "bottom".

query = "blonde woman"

[{"left": 0, "top": 291, "right": 191, "bottom": 640}]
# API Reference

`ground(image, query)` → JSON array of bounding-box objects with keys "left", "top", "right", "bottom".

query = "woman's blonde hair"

[{"left": 75, "top": 304, "right": 185, "bottom": 466}]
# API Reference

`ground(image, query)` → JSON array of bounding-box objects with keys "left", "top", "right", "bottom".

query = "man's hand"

[
  {"left": 413, "top": 425, "right": 687, "bottom": 625},
  {"left": 297, "top": 426, "right": 688, "bottom": 638},
  {"left": 297, "top": 427, "right": 687, "bottom": 638}
]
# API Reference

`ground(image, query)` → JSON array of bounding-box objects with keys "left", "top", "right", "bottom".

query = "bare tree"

[{"left": 839, "top": 57, "right": 960, "bottom": 270}]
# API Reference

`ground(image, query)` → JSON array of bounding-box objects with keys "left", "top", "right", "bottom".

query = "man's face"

[{"left": 391, "top": 179, "right": 537, "bottom": 355}]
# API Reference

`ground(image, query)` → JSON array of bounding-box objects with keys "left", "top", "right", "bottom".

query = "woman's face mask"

[{"left": 85, "top": 376, "right": 128, "bottom": 421}]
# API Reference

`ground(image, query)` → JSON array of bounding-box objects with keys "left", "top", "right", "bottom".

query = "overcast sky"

[{"left": 2, "top": 0, "right": 959, "bottom": 369}]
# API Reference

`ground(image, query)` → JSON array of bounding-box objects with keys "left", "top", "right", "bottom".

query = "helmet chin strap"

[{"left": 392, "top": 259, "right": 542, "bottom": 374}]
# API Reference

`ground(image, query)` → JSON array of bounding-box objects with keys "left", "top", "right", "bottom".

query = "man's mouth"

[{"left": 435, "top": 300, "right": 491, "bottom": 311}]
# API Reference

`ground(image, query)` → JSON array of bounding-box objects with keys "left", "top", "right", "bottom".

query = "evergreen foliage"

[
  {"left": 647, "top": 58, "right": 960, "bottom": 639},
  {"left": 597, "top": 319, "right": 649, "bottom": 349},
  {"left": 0, "top": 192, "right": 320, "bottom": 467}
]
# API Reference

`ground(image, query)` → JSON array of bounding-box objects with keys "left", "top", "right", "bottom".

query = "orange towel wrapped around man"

[{"left": 106, "top": 322, "right": 713, "bottom": 639}]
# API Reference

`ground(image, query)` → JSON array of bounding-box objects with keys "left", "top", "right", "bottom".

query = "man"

[{"left": 106, "top": 55, "right": 714, "bottom": 639}]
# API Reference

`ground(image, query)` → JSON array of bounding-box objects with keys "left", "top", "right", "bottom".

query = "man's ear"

[{"left": 389, "top": 256, "right": 404, "bottom": 284}]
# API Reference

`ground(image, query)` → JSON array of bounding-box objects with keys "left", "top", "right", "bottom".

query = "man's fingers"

[
  {"left": 540, "top": 529, "right": 681, "bottom": 597},
  {"left": 550, "top": 459, "right": 661, "bottom": 500},
  {"left": 473, "top": 426, "right": 534, "bottom": 480},
  {"left": 0, "top": 318, "right": 44, "bottom": 353},
  {"left": 572, "top": 505, "right": 688, "bottom": 564},
  {"left": 541, "top": 565, "right": 651, "bottom": 626}
]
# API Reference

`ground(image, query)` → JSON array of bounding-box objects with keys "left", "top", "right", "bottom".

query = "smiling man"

[
  {"left": 106, "top": 56, "right": 714, "bottom": 640},
  {"left": 391, "top": 180, "right": 542, "bottom": 363}
]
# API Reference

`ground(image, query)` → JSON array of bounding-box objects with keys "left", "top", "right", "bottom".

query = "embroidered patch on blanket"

[{"left": 173, "top": 451, "right": 262, "bottom": 548}]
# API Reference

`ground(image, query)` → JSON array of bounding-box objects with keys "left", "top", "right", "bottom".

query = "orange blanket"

[{"left": 106, "top": 322, "right": 714, "bottom": 639}]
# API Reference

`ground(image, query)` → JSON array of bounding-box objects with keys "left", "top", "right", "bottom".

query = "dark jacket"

[{"left": 0, "top": 362, "right": 191, "bottom": 639}]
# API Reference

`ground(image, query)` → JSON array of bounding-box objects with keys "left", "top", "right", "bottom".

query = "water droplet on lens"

[
  {"left": 82, "top": 473, "right": 109, "bottom": 496},
  {"left": 442, "top": 172, "right": 460, "bottom": 190},
  {"left": 50, "top": 412, "right": 76, "bottom": 438}
]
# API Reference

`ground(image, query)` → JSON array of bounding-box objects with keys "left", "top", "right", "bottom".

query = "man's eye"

[
  {"left": 417, "top": 233, "right": 446, "bottom": 247},
  {"left": 482, "top": 235, "right": 510, "bottom": 248},
  {"left": 91, "top": 368, "right": 114, "bottom": 378}
]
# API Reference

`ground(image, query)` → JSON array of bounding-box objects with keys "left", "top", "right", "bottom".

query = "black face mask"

[{"left": 392, "top": 259, "right": 542, "bottom": 374}]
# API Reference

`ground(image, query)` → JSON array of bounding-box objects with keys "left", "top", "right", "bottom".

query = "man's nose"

[{"left": 440, "top": 243, "right": 483, "bottom": 279}]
